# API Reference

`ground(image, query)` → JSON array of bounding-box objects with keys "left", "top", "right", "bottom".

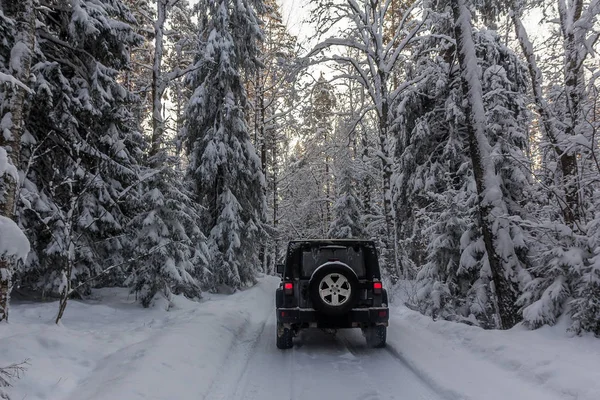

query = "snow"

[
  {"left": 2, "top": 276, "right": 599, "bottom": 400},
  {"left": 1, "top": 279, "right": 275, "bottom": 400},
  {"left": 0, "top": 71, "right": 33, "bottom": 93},
  {"left": 0, "top": 147, "right": 18, "bottom": 184},
  {"left": 0, "top": 216, "right": 30, "bottom": 261},
  {"left": 390, "top": 306, "right": 600, "bottom": 400}
]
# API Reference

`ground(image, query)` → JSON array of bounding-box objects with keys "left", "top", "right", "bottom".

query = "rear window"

[{"left": 301, "top": 245, "right": 365, "bottom": 278}]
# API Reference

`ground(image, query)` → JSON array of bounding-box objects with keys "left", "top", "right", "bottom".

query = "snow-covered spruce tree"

[
  {"left": 126, "top": 150, "right": 210, "bottom": 307},
  {"left": 182, "top": 0, "right": 267, "bottom": 289},
  {"left": 395, "top": 13, "right": 483, "bottom": 322},
  {"left": 400, "top": 4, "right": 534, "bottom": 328},
  {"left": 297, "top": 75, "right": 337, "bottom": 237},
  {"left": 570, "top": 74, "right": 600, "bottom": 335},
  {"left": 571, "top": 201, "right": 600, "bottom": 335},
  {"left": 0, "top": 0, "right": 35, "bottom": 321},
  {"left": 447, "top": 0, "right": 534, "bottom": 329},
  {"left": 329, "top": 159, "right": 366, "bottom": 239},
  {"left": 14, "top": 0, "right": 146, "bottom": 306},
  {"left": 122, "top": 0, "right": 211, "bottom": 307}
]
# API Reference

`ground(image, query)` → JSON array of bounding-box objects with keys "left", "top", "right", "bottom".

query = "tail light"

[
  {"left": 373, "top": 281, "right": 382, "bottom": 295},
  {"left": 284, "top": 282, "right": 293, "bottom": 295}
]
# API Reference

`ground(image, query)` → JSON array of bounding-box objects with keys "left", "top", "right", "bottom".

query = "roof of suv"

[
  {"left": 288, "top": 239, "right": 375, "bottom": 245},
  {"left": 284, "top": 239, "right": 381, "bottom": 279}
]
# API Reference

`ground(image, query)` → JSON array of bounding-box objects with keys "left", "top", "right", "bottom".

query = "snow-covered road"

[
  {"left": 2, "top": 276, "right": 600, "bottom": 400},
  {"left": 204, "top": 283, "right": 441, "bottom": 400}
]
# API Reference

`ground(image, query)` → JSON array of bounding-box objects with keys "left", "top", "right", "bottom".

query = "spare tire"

[{"left": 309, "top": 262, "right": 359, "bottom": 316}]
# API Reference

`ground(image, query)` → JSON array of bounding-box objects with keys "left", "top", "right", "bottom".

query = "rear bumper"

[{"left": 276, "top": 307, "right": 389, "bottom": 328}]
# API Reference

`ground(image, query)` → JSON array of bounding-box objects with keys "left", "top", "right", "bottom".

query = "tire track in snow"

[
  {"left": 334, "top": 330, "right": 451, "bottom": 400},
  {"left": 201, "top": 286, "right": 274, "bottom": 400},
  {"left": 384, "top": 343, "right": 467, "bottom": 400},
  {"left": 229, "top": 311, "right": 273, "bottom": 400},
  {"left": 337, "top": 328, "right": 460, "bottom": 399},
  {"left": 290, "top": 328, "right": 442, "bottom": 400},
  {"left": 230, "top": 300, "right": 299, "bottom": 400},
  {"left": 204, "top": 278, "right": 443, "bottom": 400}
]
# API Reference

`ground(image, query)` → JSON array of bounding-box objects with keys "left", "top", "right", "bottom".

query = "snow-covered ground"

[{"left": 1, "top": 275, "right": 599, "bottom": 400}]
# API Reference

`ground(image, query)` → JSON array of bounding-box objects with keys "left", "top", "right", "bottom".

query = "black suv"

[{"left": 275, "top": 239, "right": 389, "bottom": 349}]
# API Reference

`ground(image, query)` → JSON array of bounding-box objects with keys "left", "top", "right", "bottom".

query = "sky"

[
  {"left": 277, "top": 0, "right": 312, "bottom": 40},
  {"left": 276, "top": 0, "right": 551, "bottom": 45}
]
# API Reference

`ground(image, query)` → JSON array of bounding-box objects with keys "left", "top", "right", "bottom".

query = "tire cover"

[{"left": 308, "top": 262, "right": 359, "bottom": 316}]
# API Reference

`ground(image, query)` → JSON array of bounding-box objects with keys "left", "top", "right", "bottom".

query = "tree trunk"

[
  {"left": 272, "top": 135, "right": 278, "bottom": 267},
  {"left": 378, "top": 85, "right": 401, "bottom": 282},
  {"left": 150, "top": 0, "right": 167, "bottom": 157},
  {"left": 0, "top": 0, "right": 35, "bottom": 323},
  {"left": 0, "top": 261, "right": 11, "bottom": 322},
  {"left": 361, "top": 128, "right": 372, "bottom": 216},
  {"left": 452, "top": 0, "right": 521, "bottom": 329},
  {"left": 55, "top": 193, "right": 77, "bottom": 324},
  {"left": 259, "top": 72, "right": 267, "bottom": 270},
  {"left": 325, "top": 145, "right": 331, "bottom": 236},
  {"left": 558, "top": 0, "right": 585, "bottom": 227},
  {"left": 511, "top": 9, "right": 581, "bottom": 229}
]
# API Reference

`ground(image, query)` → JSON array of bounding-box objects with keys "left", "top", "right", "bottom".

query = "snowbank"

[
  {"left": 0, "top": 215, "right": 30, "bottom": 261},
  {"left": 0, "top": 147, "right": 30, "bottom": 261},
  {"left": 388, "top": 305, "right": 600, "bottom": 400},
  {"left": 0, "top": 276, "right": 277, "bottom": 400}
]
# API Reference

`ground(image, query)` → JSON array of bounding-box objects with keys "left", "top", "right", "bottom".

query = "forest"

[{"left": 0, "top": 0, "right": 599, "bottom": 336}]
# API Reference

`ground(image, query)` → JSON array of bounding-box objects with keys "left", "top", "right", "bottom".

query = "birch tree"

[
  {"left": 0, "top": 0, "right": 35, "bottom": 322},
  {"left": 307, "top": 0, "right": 426, "bottom": 281},
  {"left": 510, "top": 0, "right": 600, "bottom": 334}
]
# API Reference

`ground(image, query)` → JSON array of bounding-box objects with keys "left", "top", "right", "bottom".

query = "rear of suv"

[{"left": 275, "top": 239, "right": 389, "bottom": 349}]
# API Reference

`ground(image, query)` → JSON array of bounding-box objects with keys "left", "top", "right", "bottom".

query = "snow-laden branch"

[
  {"left": 384, "top": 16, "right": 427, "bottom": 74},
  {"left": 309, "top": 37, "right": 370, "bottom": 56},
  {"left": 0, "top": 71, "right": 33, "bottom": 94},
  {"left": 383, "top": 0, "right": 423, "bottom": 57}
]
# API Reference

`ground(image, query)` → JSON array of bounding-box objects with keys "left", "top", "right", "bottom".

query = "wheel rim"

[{"left": 318, "top": 273, "right": 351, "bottom": 306}]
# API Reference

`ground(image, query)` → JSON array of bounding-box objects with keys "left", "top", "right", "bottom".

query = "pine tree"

[
  {"left": 329, "top": 160, "right": 366, "bottom": 239},
  {"left": 122, "top": 0, "right": 210, "bottom": 307},
  {"left": 127, "top": 151, "right": 209, "bottom": 307},
  {"left": 182, "top": 0, "right": 267, "bottom": 289},
  {"left": 448, "top": 0, "right": 534, "bottom": 329}
]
